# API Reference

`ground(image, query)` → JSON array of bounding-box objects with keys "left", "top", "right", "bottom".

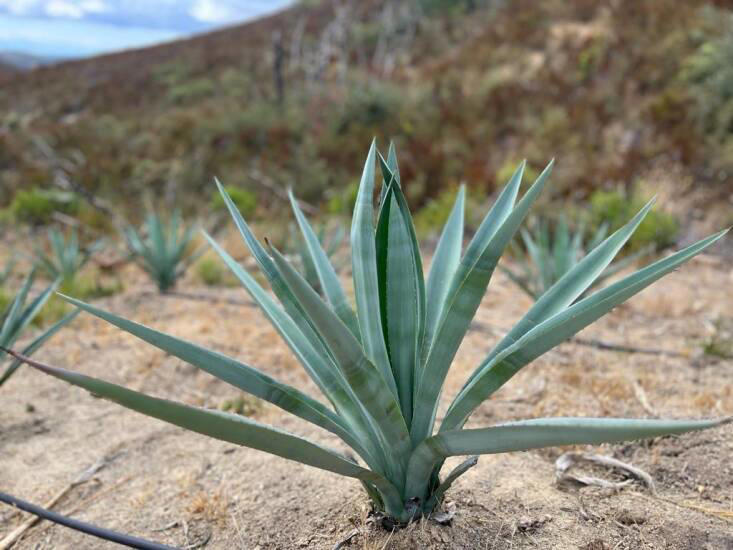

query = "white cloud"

[
  {"left": 189, "top": 0, "right": 237, "bottom": 23},
  {"left": 79, "top": 0, "right": 109, "bottom": 13},
  {"left": 0, "top": 12, "right": 180, "bottom": 56},
  {"left": 0, "top": 0, "right": 40, "bottom": 16},
  {"left": 0, "top": 0, "right": 109, "bottom": 19},
  {"left": 45, "top": 1, "right": 84, "bottom": 18}
]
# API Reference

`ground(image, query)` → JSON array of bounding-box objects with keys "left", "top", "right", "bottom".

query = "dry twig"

[
  {"left": 0, "top": 453, "right": 119, "bottom": 549},
  {"left": 555, "top": 452, "right": 656, "bottom": 495}
]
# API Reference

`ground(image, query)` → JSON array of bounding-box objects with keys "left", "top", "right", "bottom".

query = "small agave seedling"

[
  {"left": 124, "top": 211, "right": 206, "bottom": 293},
  {"left": 11, "top": 142, "right": 729, "bottom": 524},
  {"left": 0, "top": 269, "right": 78, "bottom": 387},
  {"left": 35, "top": 227, "right": 103, "bottom": 284},
  {"left": 503, "top": 218, "right": 653, "bottom": 300}
]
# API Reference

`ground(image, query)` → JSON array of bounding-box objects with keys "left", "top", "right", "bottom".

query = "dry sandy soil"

[{"left": 1, "top": 241, "right": 732, "bottom": 549}]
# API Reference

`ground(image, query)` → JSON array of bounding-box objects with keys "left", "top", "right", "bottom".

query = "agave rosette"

[
  {"left": 14, "top": 141, "right": 729, "bottom": 522},
  {"left": 503, "top": 218, "right": 654, "bottom": 300},
  {"left": 123, "top": 210, "right": 205, "bottom": 292}
]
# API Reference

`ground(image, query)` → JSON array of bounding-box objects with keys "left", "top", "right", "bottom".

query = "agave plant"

[
  {"left": 0, "top": 270, "right": 78, "bottom": 387},
  {"left": 34, "top": 228, "right": 103, "bottom": 284},
  {"left": 0, "top": 255, "right": 16, "bottom": 285},
  {"left": 286, "top": 206, "right": 346, "bottom": 296},
  {"left": 502, "top": 218, "right": 653, "bottom": 300},
  {"left": 124, "top": 211, "right": 205, "bottom": 293},
  {"left": 11, "top": 142, "right": 729, "bottom": 524}
]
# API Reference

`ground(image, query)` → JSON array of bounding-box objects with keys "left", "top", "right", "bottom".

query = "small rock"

[{"left": 516, "top": 514, "right": 552, "bottom": 533}]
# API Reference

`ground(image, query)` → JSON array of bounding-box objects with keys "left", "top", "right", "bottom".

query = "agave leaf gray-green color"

[
  {"left": 124, "top": 211, "right": 204, "bottom": 292},
  {"left": 13, "top": 143, "right": 729, "bottom": 524},
  {"left": 0, "top": 269, "right": 78, "bottom": 387}
]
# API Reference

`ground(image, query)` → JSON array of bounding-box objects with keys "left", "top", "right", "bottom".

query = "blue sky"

[{"left": 0, "top": 0, "right": 293, "bottom": 58}]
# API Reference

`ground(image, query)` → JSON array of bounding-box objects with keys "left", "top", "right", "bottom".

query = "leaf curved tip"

[{"left": 0, "top": 347, "right": 63, "bottom": 378}]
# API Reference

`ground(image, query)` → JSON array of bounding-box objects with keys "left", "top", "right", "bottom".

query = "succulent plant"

[
  {"left": 0, "top": 270, "right": 78, "bottom": 387},
  {"left": 502, "top": 218, "right": 653, "bottom": 300},
  {"left": 34, "top": 227, "right": 103, "bottom": 284},
  {"left": 12, "top": 142, "right": 729, "bottom": 524},
  {"left": 123, "top": 211, "right": 205, "bottom": 292},
  {"left": 0, "top": 255, "right": 16, "bottom": 286},
  {"left": 286, "top": 203, "right": 346, "bottom": 297}
]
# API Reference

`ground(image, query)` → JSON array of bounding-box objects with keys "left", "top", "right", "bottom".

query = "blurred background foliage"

[{"left": 1, "top": 0, "right": 732, "bottom": 252}]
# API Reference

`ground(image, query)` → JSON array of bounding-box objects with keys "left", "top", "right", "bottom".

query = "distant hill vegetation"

[
  {"left": 0, "top": 0, "right": 731, "bottom": 225},
  {"left": 0, "top": 51, "right": 59, "bottom": 71}
]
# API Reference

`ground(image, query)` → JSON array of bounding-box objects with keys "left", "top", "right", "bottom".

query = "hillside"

[
  {"left": 0, "top": 51, "right": 57, "bottom": 71},
  {"left": 1, "top": 0, "right": 732, "bottom": 228},
  {"left": 1, "top": 4, "right": 733, "bottom": 548}
]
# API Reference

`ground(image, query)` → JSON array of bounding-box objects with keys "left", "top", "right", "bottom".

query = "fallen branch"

[
  {"left": 467, "top": 321, "right": 686, "bottom": 357},
  {"left": 571, "top": 337, "right": 687, "bottom": 358},
  {"left": 163, "top": 290, "right": 255, "bottom": 307},
  {"left": 629, "top": 491, "right": 733, "bottom": 523},
  {"left": 555, "top": 452, "right": 656, "bottom": 495},
  {"left": 248, "top": 167, "right": 318, "bottom": 215},
  {"left": 137, "top": 290, "right": 255, "bottom": 308},
  {"left": 631, "top": 379, "right": 658, "bottom": 417}
]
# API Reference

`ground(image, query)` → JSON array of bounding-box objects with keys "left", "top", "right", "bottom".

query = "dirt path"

[{"left": 1, "top": 257, "right": 731, "bottom": 549}]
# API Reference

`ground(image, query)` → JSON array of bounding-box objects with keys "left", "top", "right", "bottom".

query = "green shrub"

[
  {"left": 0, "top": 286, "right": 10, "bottom": 312},
  {"left": 31, "top": 294, "right": 71, "bottom": 328},
  {"left": 589, "top": 189, "right": 679, "bottom": 252},
  {"left": 211, "top": 185, "right": 256, "bottom": 218},
  {"left": 326, "top": 181, "right": 359, "bottom": 216},
  {"left": 195, "top": 256, "right": 237, "bottom": 287},
  {"left": 334, "top": 83, "right": 403, "bottom": 134},
  {"left": 702, "top": 316, "right": 733, "bottom": 359},
  {"left": 680, "top": 17, "right": 733, "bottom": 142},
  {"left": 167, "top": 77, "right": 217, "bottom": 105},
  {"left": 7, "top": 188, "right": 79, "bottom": 225},
  {"left": 414, "top": 186, "right": 463, "bottom": 239},
  {"left": 496, "top": 159, "right": 539, "bottom": 189},
  {"left": 196, "top": 257, "right": 225, "bottom": 286},
  {"left": 413, "top": 184, "right": 487, "bottom": 240},
  {"left": 59, "top": 272, "right": 123, "bottom": 300},
  {"left": 220, "top": 394, "right": 261, "bottom": 417}
]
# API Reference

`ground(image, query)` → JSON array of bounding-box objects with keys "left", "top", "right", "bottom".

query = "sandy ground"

[{"left": 1, "top": 248, "right": 732, "bottom": 549}]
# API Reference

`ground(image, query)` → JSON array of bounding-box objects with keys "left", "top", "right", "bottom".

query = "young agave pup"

[{"left": 10, "top": 142, "right": 730, "bottom": 525}]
